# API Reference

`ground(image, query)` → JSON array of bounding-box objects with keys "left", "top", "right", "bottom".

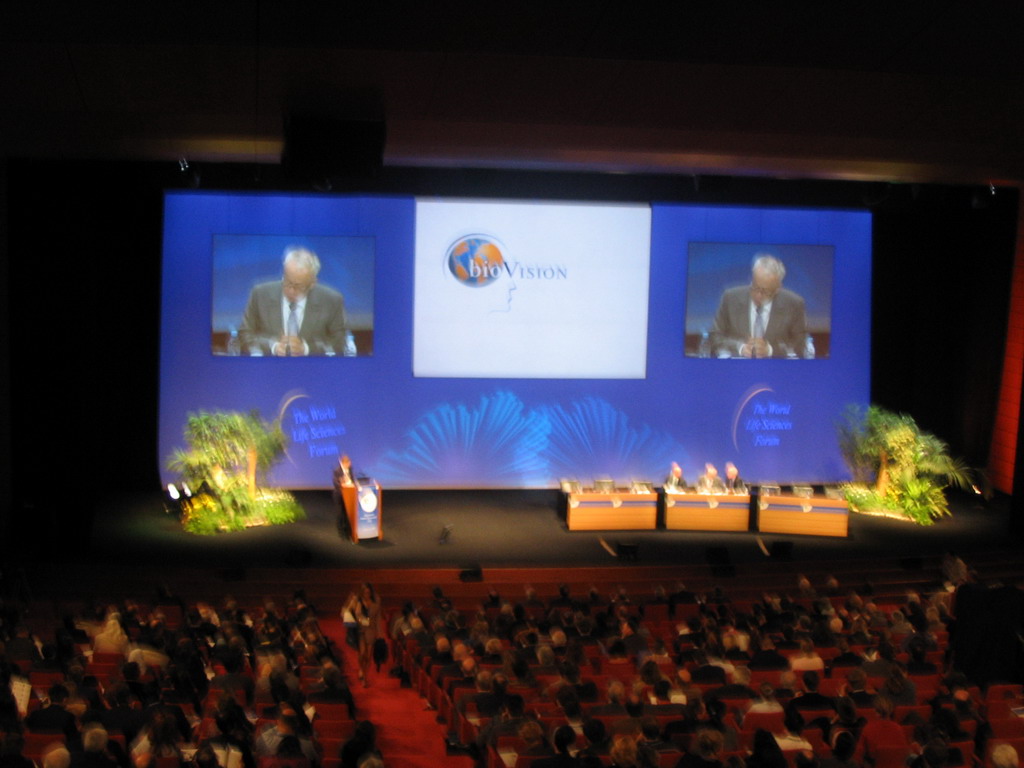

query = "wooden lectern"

[{"left": 341, "top": 479, "right": 383, "bottom": 543}]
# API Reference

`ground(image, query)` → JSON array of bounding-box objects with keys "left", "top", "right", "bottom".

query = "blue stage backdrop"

[{"left": 160, "top": 192, "right": 871, "bottom": 489}]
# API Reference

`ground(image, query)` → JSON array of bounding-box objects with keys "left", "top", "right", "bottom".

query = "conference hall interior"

[{"left": 2, "top": 5, "right": 1024, "bottom": 768}]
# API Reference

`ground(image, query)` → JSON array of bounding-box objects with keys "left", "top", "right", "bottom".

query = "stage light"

[
  {"left": 181, "top": 482, "right": 192, "bottom": 497},
  {"left": 163, "top": 484, "right": 186, "bottom": 517},
  {"left": 178, "top": 157, "right": 200, "bottom": 188}
]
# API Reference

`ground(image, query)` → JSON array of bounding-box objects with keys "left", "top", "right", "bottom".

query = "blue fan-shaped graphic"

[
  {"left": 371, "top": 391, "right": 551, "bottom": 485},
  {"left": 537, "top": 397, "right": 686, "bottom": 482}
]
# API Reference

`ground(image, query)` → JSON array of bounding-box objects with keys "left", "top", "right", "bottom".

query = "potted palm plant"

[
  {"left": 836, "top": 405, "right": 974, "bottom": 525},
  {"left": 168, "top": 409, "right": 303, "bottom": 533}
]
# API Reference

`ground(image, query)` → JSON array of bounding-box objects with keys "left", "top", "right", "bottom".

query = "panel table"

[
  {"left": 757, "top": 494, "right": 848, "bottom": 537},
  {"left": 664, "top": 492, "right": 751, "bottom": 531},
  {"left": 566, "top": 490, "right": 658, "bottom": 531}
]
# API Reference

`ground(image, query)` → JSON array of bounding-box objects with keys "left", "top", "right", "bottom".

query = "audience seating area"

[{"left": 1, "top": 549, "right": 1023, "bottom": 768}]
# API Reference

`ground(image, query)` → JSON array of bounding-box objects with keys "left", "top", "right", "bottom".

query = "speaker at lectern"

[{"left": 343, "top": 477, "right": 383, "bottom": 543}]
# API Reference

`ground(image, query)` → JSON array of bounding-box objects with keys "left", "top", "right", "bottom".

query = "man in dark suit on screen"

[
  {"left": 239, "top": 246, "right": 347, "bottom": 356},
  {"left": 710, "top": 253, "right": 807, "bottom": 358}
]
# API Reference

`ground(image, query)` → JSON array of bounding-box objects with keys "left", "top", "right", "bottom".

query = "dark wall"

[
  {"left": 3, "top": 161, "right": 1018, "bottom": 555},
  {"left": 871, "top": 189, "right": 1020, "bottom": 470},
  {"left": 950, "top": 583, "right": 1024, "bottom": 686},
  {"left": 0, "top": 160, "right": 10, "bottom": 553},
  {"left": 6, "top": 161, "right": 164, "bottom": 553}
]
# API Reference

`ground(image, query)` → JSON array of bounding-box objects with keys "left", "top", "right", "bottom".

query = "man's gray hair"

[
  {"left": 82, "top": 726, "right": 109, "bottom": 752},
  {"left": 992, "top": 744, "right": 1019, "bottom": 768},
  {"left": 284, "top": 247, "right": 321, "bottom": 276},
  {"left": 606, "top": 679, "right": 625, "bottom": 703},
  {"left": 42, "top": 747, "right": 71, "bottom": 768},
  {"left": 752, "top": 253, "right": 785, "bottom": 280}
]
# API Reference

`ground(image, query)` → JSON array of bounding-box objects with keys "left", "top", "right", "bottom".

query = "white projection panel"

[{"left": 414, "top": 199, "right": 651, "bottom": 378}]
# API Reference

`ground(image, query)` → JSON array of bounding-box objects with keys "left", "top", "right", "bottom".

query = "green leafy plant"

[
  {"left": 168, "top": 409, "right": 302, "bottom": 534},
  {"left": 180, "top": 495, "right": 228, "bottom": 535},
  {"left": 263, "top": 492, "right": 306, "bottom": 526},
  {"left": 837, "top": 404, "right": 972, "bottom": 526},
  {"left": 898, "top": 475, "right": 951, "bottom": 525}
]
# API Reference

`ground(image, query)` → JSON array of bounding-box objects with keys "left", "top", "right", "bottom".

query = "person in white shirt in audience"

[
  {"left": 788, "top": 640, "right": 825, "bottom": 673},
  {"left": 746, "top": 682, "right": 785, "bottom": 715}
]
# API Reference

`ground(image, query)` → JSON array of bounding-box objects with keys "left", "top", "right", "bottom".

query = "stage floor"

[{"left": 78, "top": 487, "right": 1013, "bottom": 571}]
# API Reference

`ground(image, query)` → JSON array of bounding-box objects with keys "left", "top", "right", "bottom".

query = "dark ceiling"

[{"left": 3, "top": 2, "right": 1024, "bottom": 184}]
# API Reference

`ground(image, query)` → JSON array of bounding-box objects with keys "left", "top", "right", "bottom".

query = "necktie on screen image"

[
  {"left": 287, "top": 301, "right": 299, "bottom": 356},
  {"left": 754, "top": 305, "right": 765, "bottom": 339}
]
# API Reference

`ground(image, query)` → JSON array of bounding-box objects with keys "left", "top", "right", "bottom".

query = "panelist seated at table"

[
  {"left": 723, "top": 462, "right": 748, "bottom": 494},
  {"left": 695, "top": 463, "right": 727, "bottom": 495},
  {"left": 664, "top": 462, "right": 687, "bottom": 492}
]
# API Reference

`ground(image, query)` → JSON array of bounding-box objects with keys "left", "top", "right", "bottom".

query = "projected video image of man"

[
  {"left": 238, "top": 247, "right": 348, "bottom": 356},
  {"left": 685, "top": 242, "right": 834, "bottom": 360},
  {"left": 711, "top": 254, "right": 806, "bottom": 359},
  {"left": 211, "top": 233, "right": 375, "bottom": 359}
]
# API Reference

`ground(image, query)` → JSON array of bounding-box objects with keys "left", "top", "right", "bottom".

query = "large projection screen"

[
  {"left": 160, "top": 192, "right": 870, "bottom": 489},
  {"left": 413, "top": 199, "right": 651, "bottom": 379}
]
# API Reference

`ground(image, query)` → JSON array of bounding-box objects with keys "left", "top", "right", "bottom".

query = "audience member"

[
  {"left": 71, "top": 726, "right": 120, "bottom": 768},
  {"left": 747, "top": 728, "right": 788, "bottom": 768},
  {"left": 530, "top": 724, "right": 580, "bottom": 768},
  {"left": 819, "top": 730, "right": 858, "bottom": 768},
  {"left": 42, "top": 746, "right": 72, "bottom": 768},
  {"left": 253, "top": 709, "right": 316, "bottom": 766},
  {"left": 675, "top": 728, "right": 724, "bottom": 768},
  {"left": 992, "top": 744, "right": 1020, "bottom": 768},
  {"left": 854, "top": 695, "right": 909, "bottom": 765},
  {"left": 130, "top": 708, "right": 185, "bottom": 768},
  {"left": 26, "top": 684, "right": 80, "bottom": 750},
  {"left": 0, "top": 732, "right": 36, "bottom": 768},
  {"left": 609, "top": 735, "right": 641, "bottom": 768},
  {"left": 339, "top": 721, "right": 380, "bottom": 768}
]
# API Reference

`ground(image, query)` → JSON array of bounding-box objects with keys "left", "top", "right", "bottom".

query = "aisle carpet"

[{"left": 321, "top": 617, "right": 475, "bottom": 768}]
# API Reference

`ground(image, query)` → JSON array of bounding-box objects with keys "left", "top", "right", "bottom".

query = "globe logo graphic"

[{"left": 446, "top": 235, "right": 506, "bottom": 287}]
